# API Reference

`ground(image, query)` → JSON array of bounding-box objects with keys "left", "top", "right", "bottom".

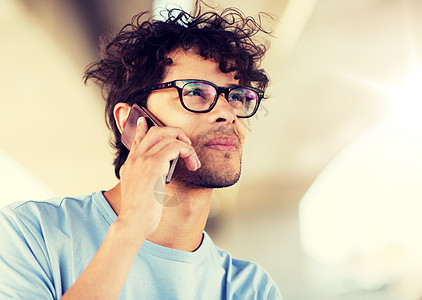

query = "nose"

[{"left": 207, "top": 94, "right": 236, "bottom": 125}]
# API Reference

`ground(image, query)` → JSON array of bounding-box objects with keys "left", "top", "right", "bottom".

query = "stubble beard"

[{"left": 172, "top": 127, "right": 242, "bottom": 189}]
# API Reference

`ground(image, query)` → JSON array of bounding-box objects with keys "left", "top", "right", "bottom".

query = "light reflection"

[
  {"left": 299, "top": 1, "right": 422, "bottom": 297},
  {"left": 388, "top": 69, "right": 422, "bottom": 130}
]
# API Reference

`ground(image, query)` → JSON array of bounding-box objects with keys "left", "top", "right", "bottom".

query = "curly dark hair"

[{"left": 84, "top": 3, "right": 271, "bottom": 179}]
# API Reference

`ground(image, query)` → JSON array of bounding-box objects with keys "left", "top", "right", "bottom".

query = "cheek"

[
  {"left": 147, "top": 92, "right": 187, "bottom": 126},
  {"left": 166, "top": 112, "right": 199, "bottom": 131},
  {"left": 237, "top": 119, "right": 248, "bottom": 143},
  {"left": 180, "top": 117, "right": 205, "bottom": 141},
  {"left": 154, "top": 106, "right": 202, "bottom": 140}
]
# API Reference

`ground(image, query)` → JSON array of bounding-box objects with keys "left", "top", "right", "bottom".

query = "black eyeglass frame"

[{"left": 127, "top": 79, "right": 264, "bottom": 118}]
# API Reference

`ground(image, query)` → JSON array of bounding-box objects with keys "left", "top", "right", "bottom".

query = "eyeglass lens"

[{"left": 182, "top": 82, "right": 257, "bottom": 116}]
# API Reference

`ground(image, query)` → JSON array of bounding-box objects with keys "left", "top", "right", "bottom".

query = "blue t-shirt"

[{"left": 0, "top": 191, "right": 282, "bottom": 299}]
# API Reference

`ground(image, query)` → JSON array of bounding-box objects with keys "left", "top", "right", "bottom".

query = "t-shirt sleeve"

[
  {"left": 0, "top": 206, "right": 55, "bottom": 299},
  {"left": 268, "top": 283, "right": 284, "bottom": 300}
]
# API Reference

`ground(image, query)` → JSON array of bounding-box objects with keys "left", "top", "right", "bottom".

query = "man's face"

[{"left": 147, "top": 49, "right": 247, "bottom": 188}]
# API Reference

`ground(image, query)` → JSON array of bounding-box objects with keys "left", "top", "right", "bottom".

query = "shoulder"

[
  {"left": 0, "top": 192, "right": 104, "bottom": 238},
  {"left": 2, "top": 191, "right": 100, "bottom": 219},
  {"left": 3, "top": 192, "right": 96, "bottom": 213},
  {"left": 2, "top": 193, "right": 84, "bottom": 220},
  {"left": 0, "top": 193, "right": 101, "bottom": 299},
  {"left": 0, "top": 191, "right": 110, "bottom": 298},
  {"left": 213, "top": 244, "right": 268, "bottom": 277},
  {"left": 209, "top": 240, "right": 283, "bottom": 299}
]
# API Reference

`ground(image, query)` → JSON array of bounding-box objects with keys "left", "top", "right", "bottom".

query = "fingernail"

[
  {"left": 137, "top": 117, "right": 143, "bottom": 126},
  {"left": 196, "top": 157, "right": 201, "bottom": 169}
]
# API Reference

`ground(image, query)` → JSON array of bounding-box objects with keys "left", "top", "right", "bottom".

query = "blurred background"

[{"left": 1, "top": 0, "right": 421, "bottom": 299}]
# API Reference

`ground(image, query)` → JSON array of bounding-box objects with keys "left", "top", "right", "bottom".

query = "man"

[{"left": 0, "top": 4, "right": 282, "bottom": 299}]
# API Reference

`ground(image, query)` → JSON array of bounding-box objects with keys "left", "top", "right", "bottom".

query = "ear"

[{"left": 114, "top": 102, "right": 132, "bottom": 134}]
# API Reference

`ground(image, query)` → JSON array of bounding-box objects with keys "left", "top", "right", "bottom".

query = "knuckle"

[
  {"left": 126, "top": 152, "right": 146, "bottom": 165},
  {"left": 148, "top": 126, "right": 159, "bottom": 133},
  {"left": 145, "top": 156, "right": 167, "bottom": 173},
  {"left": 162, "top": 136, "right": 174, "bottom": 143},
  {"left": 176, "top": 127, "right": 185, "bottom": 135},
  {"left": 148, "top": 155, "right": 162, "bottom": 165},
  {"left": 168, "top": 139, "right": 184, "bottom": 150},
  {"left": 187, "top": 146, "right": 196, "bottom": 156},
  {"left": 131, "top": 138, "right": 140, "bottom": 147}
]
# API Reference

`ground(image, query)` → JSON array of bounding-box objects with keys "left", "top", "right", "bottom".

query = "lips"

[{"left": 204, "top": 136, "right": 240, "bottom": 152}]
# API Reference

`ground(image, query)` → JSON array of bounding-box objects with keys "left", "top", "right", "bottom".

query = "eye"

[
  {"left": 229, "top": 88, "right": 257, "bottom": 104},
  {"left": 184, "top": 88, "right": 205, "bottom": 98},
  {"left": 229, "top": 93, "right": 244, "bottom": 102}
]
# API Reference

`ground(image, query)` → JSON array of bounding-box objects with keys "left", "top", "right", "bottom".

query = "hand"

[{"left": 116, "top": 117, "right": 201, "bottom": 244}]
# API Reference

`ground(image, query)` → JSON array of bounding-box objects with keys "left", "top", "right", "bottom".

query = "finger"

[
  {"left": 131, "top": 126, "right": 192, "bottom": 154},
  {"left": 147, "top": 126, "right": 192, "bottom": 146},
  {"left": 178, "top": 145, "right": 201, "bottom": 171},
  {"left": 133, "top": 117, "right": 148, "bottom": 141},
  {"left": 147, "top": 138, "right": 200, "bottom": 171}
]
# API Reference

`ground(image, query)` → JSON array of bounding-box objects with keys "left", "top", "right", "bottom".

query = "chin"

[
  {"left": 188, "top": 166, "right": 241, "bottom": 188},
  {"left": 172, "top": 154, "right": 242, "bottom": 189}
]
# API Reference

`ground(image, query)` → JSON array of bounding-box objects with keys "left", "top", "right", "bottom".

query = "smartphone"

[{"left": 121, "top": 104, "right": 178, "bottom": 184}]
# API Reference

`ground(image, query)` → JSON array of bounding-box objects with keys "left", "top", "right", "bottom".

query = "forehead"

[{"left": 163, "top": 49, "right": 238, "bottom": 86}]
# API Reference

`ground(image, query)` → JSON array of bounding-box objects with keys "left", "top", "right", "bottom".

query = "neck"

[{"left": 104, "top": 181, "right": 213, "bottom": 252}]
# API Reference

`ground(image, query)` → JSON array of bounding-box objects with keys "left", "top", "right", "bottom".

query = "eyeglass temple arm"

[{"left": 140, "top": 81, "right": 176, "bottom": 93}]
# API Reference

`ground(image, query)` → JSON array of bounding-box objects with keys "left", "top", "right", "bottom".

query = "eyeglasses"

[{"left": 128, "top": 79, "right": 264, "bottom": 118}]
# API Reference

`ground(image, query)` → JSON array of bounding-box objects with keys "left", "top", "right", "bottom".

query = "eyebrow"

[{"left": 221, "top": 83, "right": 241, "bottom": 88}]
